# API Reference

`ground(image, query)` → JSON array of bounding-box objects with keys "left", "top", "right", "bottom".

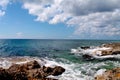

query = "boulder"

[
  {"left": 81, "top": 46, "right": 90, "bottom": 49},
  {"left": 52, "top": 66, "right": 65, "bottom": 76},
  {"left": 82, "top": 54, "right": 93, "bottom": 60},
  {"left": 0, "top": 60, "right": 65, "bottom": 80}
]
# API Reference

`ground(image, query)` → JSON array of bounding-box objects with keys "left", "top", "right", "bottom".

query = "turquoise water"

[{"left": 0, "top": 39, "right": 120, "bottom": 80}]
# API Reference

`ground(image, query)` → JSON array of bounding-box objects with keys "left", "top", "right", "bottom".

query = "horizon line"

[{"left": 0, "top": 38, "right": 119, "bottom": 40}]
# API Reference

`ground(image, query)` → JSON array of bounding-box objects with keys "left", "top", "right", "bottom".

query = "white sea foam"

[
  {"left": 41, "top": 58, "right": 118, "bottom": 80},
  {"left": 0, "top": 59, "right": 12, "bottom": 69},
  {"left": 71, "top": 47, "right": 111, "bottom": 54},
  {"left": 46, "top": 58, "right": 120, "bottom": 80},
  {"left": 71, "top": 46, "right": 120, "bottom": 60},
  {"left": 94, "top": 69, "right": 106, "bottom": 77},
  {"left": 0, "top": 56, "right": 120, "bottom": 80}
]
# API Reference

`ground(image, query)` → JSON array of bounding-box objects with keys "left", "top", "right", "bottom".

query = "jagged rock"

[
  {"left": 42, "top": 66, "right": 65, "bottom": 76},
  {"left": 99, "top": 43, "right": 120, "bottom": 56},
  {"left": 25, "top": 60, "right": 41, "bottom": 69},
  {"left": 27, "top": 68, "right": 48, "bottom": 79},
  {"left": 0, "top": 68, "right": 11, "bottom": 80},
  {"left": 82, "top": 54, "right": 93, "bottom": 60},
  {"left": 95, "top": 67, "right": 120, "bottom": 80},
  {"left": 52, "top": 66, "right": 65, "bottom": 76},
  {"left": 81, "top": 46, "right": 90, "bottom": 49},
  {"left": 112, "top": 51, "right": 120, "bottom": 55},
  {"left": 0, "top": 60, "right": 65, "bottom": 80},
  {"left": 81, "top": 43, "right": 120, "bottom": 60},
  {"left": 11, "top": 71, "right": 28, "bottom": 80}
]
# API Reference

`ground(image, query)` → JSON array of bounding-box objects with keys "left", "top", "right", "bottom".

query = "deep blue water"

[{"left": 0, "top": 39, "right": 119, "bottom": 61}]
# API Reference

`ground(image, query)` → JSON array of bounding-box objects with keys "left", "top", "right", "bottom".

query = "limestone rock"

[
  {"left": 0, "top": 60, "right": 65, "bottom": 80},
  {"left": 95, "top": 67, "right": 120, "bottom": 80}
]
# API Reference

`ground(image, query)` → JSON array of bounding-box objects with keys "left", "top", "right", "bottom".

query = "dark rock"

[
  {"left": 27, "top": 68, "right": 48, "bottom": 79},
  {"left": 8, "top": 60, "right": 41, "bottom": 72},
  {"left": 0, "top": 60, "right": 65, "bottom": 80},
  {"left": 0, "top": 68, "right": 11, "bottom": 80},
  {"left": 82, "top": 54, "right": 93, "bottom": 60},
  {"left": 112, "top": 51, "right": 120, "bottom": 55},
  {"left": 25, "top": 60, "right": 41, "bottom": 69},
  {"left": 8, "top": 64, "right": 25, "bottom": 72},
  {"left": 81, "top": 46, "right": 90, "bottom": 49},
  {"left": 43, "top": 66, "right": 53, "bottom": 75},
  {"left": 52, "top": 66, "right": 65, "bottom": 76},
  {"left": 11, "top": 71, "right": 28, "bottom": 80}
]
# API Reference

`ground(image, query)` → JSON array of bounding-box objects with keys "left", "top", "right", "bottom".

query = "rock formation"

[
  {"left": 95, "top": 67, "right": 120, "bottom": 80},
  {"left": 0, "top": 60, "right": 65, "bottom": 80},
  {"left": 100, "top": 43, "right": 120, "bottom": 56},
  {"left": 81, "top": 43, "right": 120, "bottom": 59}
]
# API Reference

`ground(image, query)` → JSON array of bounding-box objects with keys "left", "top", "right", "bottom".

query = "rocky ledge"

[
  {"left": 82, "top": 43, "right": 120, "bottom": 60},
  {"left": 95, "top": 67, "right": 120, "bottom": 80},
  {"left": 0, "top": 60, "right": 65, "bottom": 80},
  {"left": 99, "top": 43, "right": 120, "bottom": 56}
]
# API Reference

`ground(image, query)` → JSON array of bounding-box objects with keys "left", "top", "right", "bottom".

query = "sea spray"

[{"left": 0, "top": 56, "right": 120, "bottom": 80}]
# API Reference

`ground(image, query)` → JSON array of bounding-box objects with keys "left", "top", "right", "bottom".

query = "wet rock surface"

[
  {"left": 81, "top": 43, "right": 120, "bottom": 60},
  {"left": 95, "top": 67, "right": 120, "bottom": 80},
  {"left": 101, "top": 43, "right": 120, "bottom": 55},
  {"left": 0, "top": 60, "right": 65, "bottom": 80}
]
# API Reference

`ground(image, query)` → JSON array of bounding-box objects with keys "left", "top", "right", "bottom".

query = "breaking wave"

[
  {"left": 0, "top": 56, "right": 120, "bottom": 80},
  {"left": 71, "top": 46, "right": 120, "bottom": 60}
]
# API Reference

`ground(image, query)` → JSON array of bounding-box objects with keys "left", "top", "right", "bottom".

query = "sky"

[{"left": 0, "top": 0, "right": 120, "bottom": 39}]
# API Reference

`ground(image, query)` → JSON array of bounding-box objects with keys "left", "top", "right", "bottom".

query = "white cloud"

[
  {"left": 67, "top": 9, "right": 120, "bottom": 38},
  {"left": 0, "top": 0, "right": 10, "bottom": 16},
  {"left": 0, "top": 0, "right": 9, "bottom": 9},
  {"left": 0, "top": 10, "right": 5, "bottom": 16},
  {"left": 16, "top": 32, "right": 23, "bottom": 38},
  {"left": 22, "top": 0, "right": 120, "bottom": 39}
]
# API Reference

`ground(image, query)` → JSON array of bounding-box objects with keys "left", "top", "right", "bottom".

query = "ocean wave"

[
  {"left": 71, "top": 44, "right": 120, "bottom": 60},
  {"left": 0, "top": 56, "right": 120, "bottom": 80}
]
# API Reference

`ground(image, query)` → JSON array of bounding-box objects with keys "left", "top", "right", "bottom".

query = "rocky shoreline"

[
  {"left": 89, "top": 43, "right": 120, "bottom": 80},
  {"left": 0, "top": 60, "right": 65, "bottom": 80},
  {"left": 76, "top": 42, "right": 120, "bottom": 60},
  {"left": 0, "top": 42, "right": 119, "bottom": 80},
  {"left": 71, "top": 42, "right": 120, "bottom": 80},
  {"left": 99, "top": 43, "right": 120, "bottom": 56},
  {"left": 95, "top": 67, "right": 120, "bottom": 80}
]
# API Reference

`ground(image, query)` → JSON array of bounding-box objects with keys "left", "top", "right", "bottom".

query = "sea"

[{"left": 0, "top": 39, "right": 120, "bottom": 80}]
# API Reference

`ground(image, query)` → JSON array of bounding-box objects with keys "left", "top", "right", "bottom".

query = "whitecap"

[
  {"left": 71, "top": 46, "right": 120, "bottom": 60},
  {"left": 0, "top": 56, "right": 120, "bottom": 80}
]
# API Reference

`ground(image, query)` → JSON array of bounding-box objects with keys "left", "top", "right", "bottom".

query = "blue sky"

[{"left": 0, "top": 0, "right": 120, "bottom": 39}]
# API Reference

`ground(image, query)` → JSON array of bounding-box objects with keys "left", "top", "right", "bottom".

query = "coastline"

[{"left": 0, "top": 40, "right": 119, "bottom": 80}]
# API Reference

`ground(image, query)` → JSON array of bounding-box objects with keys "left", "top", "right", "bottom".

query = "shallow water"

[{"left": 0, "top": 39, "right": 120, "bottom": 80}]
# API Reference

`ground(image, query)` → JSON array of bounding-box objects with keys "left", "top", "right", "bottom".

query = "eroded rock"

[
  {"left": 95, "top": 67, "right": 120, "bottom": 80},
  {"left": 81, "top": 43, "right": 120, "bottom": 60},
  {"left": 0, "top": 60, "right": 65, "bottom": 80}
]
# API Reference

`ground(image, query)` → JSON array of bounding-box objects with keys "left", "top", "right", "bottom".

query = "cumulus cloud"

[
  {"left": 0, "top": 0, "right": 10, "bottom": 16},
  {"left": 67, "top": 9, "right": 120, "bottom": 37},
  {"left": 0, "top": 0, "right": 9, "bottom": 9},
  {"left": 21, "top": 0, "right": 120, "bottom": 39},
  {"left": 0, "top": 10, "right": 5, "bottom": 16}
]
